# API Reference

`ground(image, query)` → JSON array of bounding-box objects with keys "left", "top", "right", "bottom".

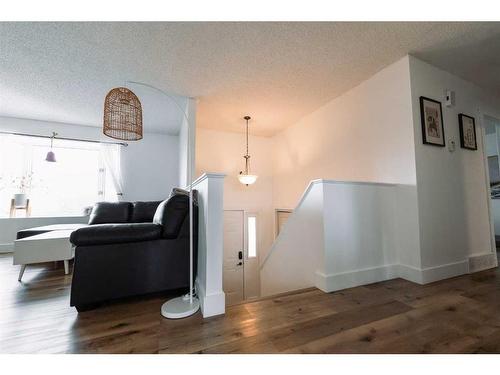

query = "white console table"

[{"left": 13, "top": 230, "right": 74, "bottom": 281}]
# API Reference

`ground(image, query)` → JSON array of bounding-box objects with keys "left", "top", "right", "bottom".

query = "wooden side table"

[{"left": 10, "top": 198, "right": 31, "bottom": 218}]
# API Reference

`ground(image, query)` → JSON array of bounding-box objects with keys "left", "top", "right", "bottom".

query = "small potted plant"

[{"left": 11, "top": 172, "right": 34, "bottom": 208}]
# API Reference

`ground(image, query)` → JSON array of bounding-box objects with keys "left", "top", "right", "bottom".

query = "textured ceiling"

[{"left": 1, "top": 22, "right": 500, "bottom": 136}]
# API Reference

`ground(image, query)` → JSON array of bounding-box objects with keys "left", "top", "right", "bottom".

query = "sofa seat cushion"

[
  {"left": 16, "top": 224, "right": 89, "bottom": 240},
  {"left": 70, "top": 223, "right": 162, "bottom": 246},
  {"left": 130, "top": 201, "right": 162, "bottom": 223},
  {"left": 88, "top": 202, "right": 132, "bottom": 225}
]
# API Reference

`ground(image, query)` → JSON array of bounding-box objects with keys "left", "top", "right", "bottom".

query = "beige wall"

[
  {"left": 196, "top": 56, "right": 420, "bottom": 272},
  {"left": 195, "top": 127, "right": 274, "bottom": 298},
  {"left": 271, "top": 56, "right": 416, "bottom": 209},
  {"left": 196, "top": 55, "right": 499, "bottom": 290}
]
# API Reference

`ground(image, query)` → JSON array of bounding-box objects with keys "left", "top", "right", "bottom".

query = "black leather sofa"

[{"left": 69, "top": 189, "right": 198, "bottom": 311}]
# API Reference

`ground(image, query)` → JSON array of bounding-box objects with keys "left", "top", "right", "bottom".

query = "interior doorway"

[
  {"left": 275, "top": 209, "right": 293, "bottom": 238},
  {"left": 223, "top": 210, "right": 260, "bottom": 306},
  {"left": 484, "top": 115, "right": 500, "bottom": 253}
]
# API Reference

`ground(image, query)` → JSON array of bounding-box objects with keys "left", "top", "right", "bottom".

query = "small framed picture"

[
  {"left": 459, "top": 114, "right": 477, "bottom": 150},
  {"left": 420, "top": 96, "right": 445, "bottom": 147}
]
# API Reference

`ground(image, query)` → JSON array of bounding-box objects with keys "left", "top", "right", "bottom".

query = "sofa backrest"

[
  {"left": 88, "top": 202, "right": 132, "bottom": 225},
  {"left": 153, "top": 189, "right": 198, "bottom": 239},
  {"left": 130, "top": 201, "right": 162, "bottom": 223}
]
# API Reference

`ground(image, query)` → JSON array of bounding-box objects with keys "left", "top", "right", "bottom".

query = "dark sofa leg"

[{"left": 75, "top": 303, "right": 100, "bottom": 312}]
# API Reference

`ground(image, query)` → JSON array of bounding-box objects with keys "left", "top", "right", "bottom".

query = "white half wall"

[
  {"left": 261, "top": 180, "right": 421, "bottom": 297},
  {"left": 193, "top": 173, "right": 226, "bottom": 318},
  {"left": 260, "top": 181, "right": 324, "bottom": 296}
]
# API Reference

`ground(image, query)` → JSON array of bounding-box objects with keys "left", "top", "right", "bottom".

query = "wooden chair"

[{"left": 10, "top": 198, "right": 31, "bottom": 218}]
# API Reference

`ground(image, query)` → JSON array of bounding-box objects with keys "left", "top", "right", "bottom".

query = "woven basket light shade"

[{"left": 103, "top": 87, "right": 143, "bottom": 141}]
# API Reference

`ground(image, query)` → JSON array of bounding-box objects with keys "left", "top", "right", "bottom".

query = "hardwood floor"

[{"left": 1, "top": 253, "right": 500, "bottom": 353}]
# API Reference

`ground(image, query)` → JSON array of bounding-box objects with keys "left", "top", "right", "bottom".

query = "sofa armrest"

[{"left": 70, "top": 223, "right": 162, "bottom": 246}]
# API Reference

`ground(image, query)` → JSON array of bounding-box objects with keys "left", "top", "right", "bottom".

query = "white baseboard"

[
  {"left": 195, "top": 280, "right": 225, "bottom": 318},
  {"left": 315, "top": 264, "right": 398, "bottom": 293},
  {"left": 0, "top": 243, "right": 13, "bottom": 254},
  {"left": 315, "top": 260, "right": 471, "bottom": 292},
  {"left": 420, "top": 260, "right": 469, "bottom": 284},
  {"left": 469, "top": 253, "right": 498, "bottom": 273},
  {"left": 395, "top": 264, "right": 424, "bottom": 284},
  {"left": 397, "top": 260, "right": 469, "bottom": 285}
]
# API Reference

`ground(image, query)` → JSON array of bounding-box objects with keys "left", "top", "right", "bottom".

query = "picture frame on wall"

[
  {"left": 459, "top": 113, "right": 477, "bottom": 150},
  {"left": 419, "top": 96, "right": 445, "bottom": 147}
]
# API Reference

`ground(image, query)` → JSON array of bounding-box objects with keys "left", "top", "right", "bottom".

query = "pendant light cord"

[{"left": 244, "top": 116, "right": 251, "bottom": 174}]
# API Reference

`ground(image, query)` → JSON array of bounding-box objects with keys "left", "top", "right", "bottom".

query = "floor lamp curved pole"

[{"left": 125, "top": 81, "right": 199, "bottom": 319}]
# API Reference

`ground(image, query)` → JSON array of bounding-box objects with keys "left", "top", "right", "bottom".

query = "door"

[{"left": 223, "top": 210, "right": 244, "bottom": 305}]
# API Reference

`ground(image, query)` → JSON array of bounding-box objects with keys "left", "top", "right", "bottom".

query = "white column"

[{"left": 193, "top": 172, "right": 226, "bottom": 318}]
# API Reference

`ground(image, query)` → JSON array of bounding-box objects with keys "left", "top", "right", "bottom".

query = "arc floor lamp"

[{"left": 123, "top": 81, "right": 199, "bottom": 319}]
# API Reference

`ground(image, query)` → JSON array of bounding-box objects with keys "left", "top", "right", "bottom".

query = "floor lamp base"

[{"left": 161, "top": 294, "right": 200, "bottom": 319}]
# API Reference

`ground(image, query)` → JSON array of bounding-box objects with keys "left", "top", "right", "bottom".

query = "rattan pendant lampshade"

[{"left": 103, "top": 87, "right": 143, "bottom": 141}]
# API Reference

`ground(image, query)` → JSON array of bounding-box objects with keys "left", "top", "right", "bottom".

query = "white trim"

[
  {"left": 419, "top": 260, "right": 469, "bottom": 284},
  {"left": 0, "top": 243, "right": 13, "bottom": 253},
  {"left": 195, "top": 279, "right": 225, "bottom": 318},
  {"left": 316, "top": 179, "right": 397, "bottom": 187},
  {"left": 313, "top": 259, "right": 472, "bottom": 293},
  {"left": 395, "top": 264, "right": 424, "bottom": 284},
  {"left": 192, "top": 172, "right": 226, "bottom": 188},
  {"left": 469, "top": 252, "right": 498, "bottom": 273},
  {"left": 479, "top": 111, "right": 497, "bottom": 254},
  {"left": 315, "top": 265, "right": 399, "bottom": 293}
]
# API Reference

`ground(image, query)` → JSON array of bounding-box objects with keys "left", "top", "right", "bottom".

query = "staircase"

[{"left": 260, "top": 179, "right": 420, "bottom": 297}]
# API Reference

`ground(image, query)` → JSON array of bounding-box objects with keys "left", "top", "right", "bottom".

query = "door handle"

[
  {"left": 238, "top": 251, "right": 243, "bottom": 260},
  {"left": 237, "top": 262, "right": 243, "bottom": 266}
]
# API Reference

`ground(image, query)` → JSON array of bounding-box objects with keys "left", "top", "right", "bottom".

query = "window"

[
  {"left": 247, "top": 215, "right": 257, "bottom": 258},
  {"left": 0, "top": 134, "right": 117, "bottom": 217}
]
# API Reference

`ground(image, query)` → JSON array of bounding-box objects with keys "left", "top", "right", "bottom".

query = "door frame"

[
  {"left": 480, "top": 112, "right": 500, "bottom": 254},
  {"left": 274, "top": 208, "right": 293, "bottom": 238}
]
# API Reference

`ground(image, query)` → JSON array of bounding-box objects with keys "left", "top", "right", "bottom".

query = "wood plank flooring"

[{"left": 1, "top": 253, "right": 500, "bottom": 353}]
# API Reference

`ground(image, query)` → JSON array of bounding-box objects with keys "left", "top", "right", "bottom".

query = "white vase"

[{"left": 14, "top": 193, "right": 27, "bottom": 208}]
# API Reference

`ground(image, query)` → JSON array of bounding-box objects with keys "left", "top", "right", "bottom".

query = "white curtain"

[{"left": 100, "top": 143, "right": 124, "bottom": 200}]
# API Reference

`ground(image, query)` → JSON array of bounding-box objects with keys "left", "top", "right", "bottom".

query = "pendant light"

[
  {"left": 238, "top": 116, "right": 258, "bottom": 186},
  {"left": 103, "top": 87, "right": 143, "bottom": 141},
  {"left": 45, "top": 132, "right": 57, "bottom": 162}
]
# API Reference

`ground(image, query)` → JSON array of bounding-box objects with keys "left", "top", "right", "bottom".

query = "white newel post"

[{"left": 193, "top": 173, "right": 226, "bottom": 318}]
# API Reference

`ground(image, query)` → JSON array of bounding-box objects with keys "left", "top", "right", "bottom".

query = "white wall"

[
  {"left": 0, "top": 116, "right": 180, "bottom": 202},
  {"left": 408, "top": 56, "right": 500, "bottom": 270},
  {"left": 270, "top": 55, "right": 421, "bottom": 274},
  {"left": 120, "top": 133, "right": 179, "bottom": 201},
  {"left": 179, "top": 98, "right": 197, "bottom": 188},
  {"left": 196, "top": 127, "right": 274, "bottom": 297},
  {"left": 272, "top": 56, "right": 416, "bottom": 209}
]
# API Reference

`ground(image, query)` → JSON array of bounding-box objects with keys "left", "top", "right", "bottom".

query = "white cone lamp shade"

[{"left": 238, "top": 116, "right": 258, "bottom": 186}]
